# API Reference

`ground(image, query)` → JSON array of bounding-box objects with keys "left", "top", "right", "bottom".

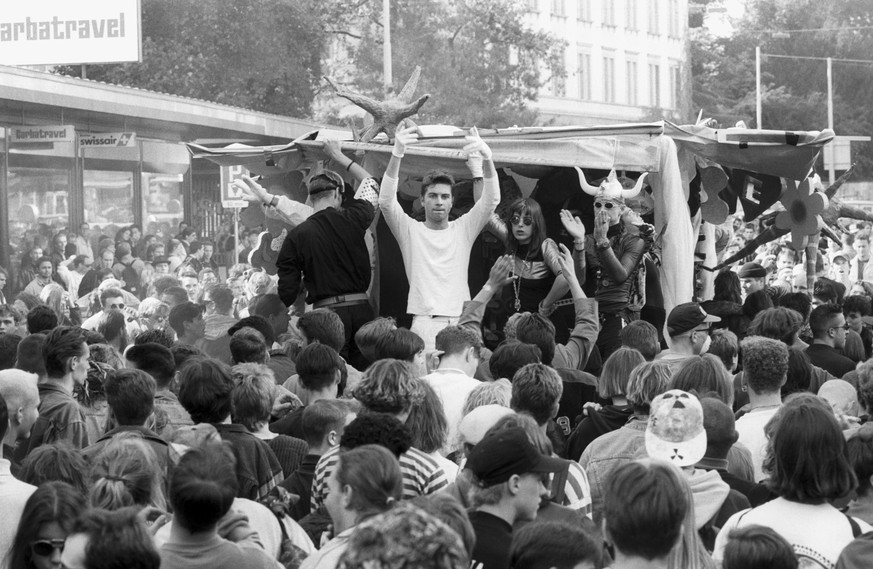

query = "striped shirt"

[
  {"left": 562, "top": 460, "right": 593, "bottom": 519},
  {"left": 311, "top": 445, "right": 448, "bottom": 511}
]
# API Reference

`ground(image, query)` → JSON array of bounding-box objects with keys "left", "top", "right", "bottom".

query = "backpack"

[{"left": 120, "top": 261, "right": 143, "bottom": 298}]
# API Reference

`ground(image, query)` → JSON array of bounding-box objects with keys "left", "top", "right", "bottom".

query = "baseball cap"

[
  {"left": 645, "top": 389, "right": 707, "bottom": 467},
  {"left": 666, "top": 302, "right": 720, "bottom": 336},
  {"left": 738, "top": 262, "right": 767, "bottom": 278},
  {"left": 458, "top": 405, "right": 515, "bottom": 446},
  {"left": 152, "top": 256, "right": 170, "bottom": 266},
  {"left": 465, "top": 426, "right": 566, "bottom": 487}
]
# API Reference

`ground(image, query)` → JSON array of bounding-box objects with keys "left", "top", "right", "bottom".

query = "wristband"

[
  {"left": 573, "top": 239, "right": 585, "bottom": 251},
  {"left": 269, "top": 195, "right": 279, "bottom": 208},
  {"left": 392, "top": 149, "right": 405, "bottom": 158},
  {"left": 345, "top": 160, "right": 355, "bottom": 172}
]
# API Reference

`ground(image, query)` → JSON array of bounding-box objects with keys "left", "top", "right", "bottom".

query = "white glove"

[{"left": 393, "top": 126, "right": 419, "bottom": 158}]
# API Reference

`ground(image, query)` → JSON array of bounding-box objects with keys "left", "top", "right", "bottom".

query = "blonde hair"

[
  {"left": 462, "top": 379, "right": 512, "bottom": 416},
  {"left": 89, "top": 433, "right": 167, "bottom": 512}
]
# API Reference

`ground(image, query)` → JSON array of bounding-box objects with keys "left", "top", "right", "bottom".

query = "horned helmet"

[{"left": 574, "top": 168, "right": 648, "bottom": 205}]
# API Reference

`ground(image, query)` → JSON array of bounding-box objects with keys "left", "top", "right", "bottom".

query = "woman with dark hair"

[
  {"left": 405, "top": 379, "right": 456, "bottom": 482},
  {"left": 567, "top": 347, "right": 644, "bottom": 461},
  {"left": 846, "top": 423, "right": 873, "bottom": 525},
  {"left": 7, "top": 481, "right": 86, "bottom": 569},
  {"left": 702, "top": 270, "right": 745, "bottom": 337},
  {"left": 97, "top": 309, "right": 129, "bottom": 353},
  {"left": 714, "top": 403, "right": 869, "bottom": 567},
  {"left": 300, "top": 445, "right": 402, "bottom": 569},
  {"left": 114, "top": 227, "right": 131, "bottom": 249},
  {"left": 487, "top": 198, "right": 568, "bottom": 319}
]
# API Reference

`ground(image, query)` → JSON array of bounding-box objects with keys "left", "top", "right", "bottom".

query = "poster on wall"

[{"left": 0, "top": 0, "right": 141, "bottom": 66}]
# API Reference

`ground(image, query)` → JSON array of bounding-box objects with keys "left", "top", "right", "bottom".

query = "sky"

[{"left": 705, "top": 0, "right": 747, "bottom": 37}]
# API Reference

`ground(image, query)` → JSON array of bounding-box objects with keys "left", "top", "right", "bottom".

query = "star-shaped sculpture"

[{"left": 324, "top": 66, "right": 430, "bottom": 143}]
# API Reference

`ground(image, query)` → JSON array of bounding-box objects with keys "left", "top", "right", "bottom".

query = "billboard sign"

[
  {"left": 220, "top": 165, "right": 249, "bottom": 209},
  {"left": 0, "top": 0, "right": 141, "bottom": 66},
  {"left": 79, "top": 132, "right": 137, "bottom": 148},
  {"left": 9, "top": 125, "right": 75, "bottom": 144}
]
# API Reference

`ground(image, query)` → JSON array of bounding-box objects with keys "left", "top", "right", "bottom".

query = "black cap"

[
  {"left": 465, "top": 427, "right": 566, "bottom": 487},
  {"left": 153, "top": 256, "right": 170, "bottom": 266},
  {"left": 738, "top": 262, "right": 767, "bottom": 278},
  {"left": 666, "top": 302, "right": 720, "bottom": 336}
]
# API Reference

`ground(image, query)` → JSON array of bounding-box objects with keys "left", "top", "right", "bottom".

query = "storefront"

[{"left": 0, "top": 64, "right": 320, "bottom": 291}]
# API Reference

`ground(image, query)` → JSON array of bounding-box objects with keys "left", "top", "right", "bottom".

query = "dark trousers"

[{"left": 330, "top": 301, "right": 375, "bottom": 371}]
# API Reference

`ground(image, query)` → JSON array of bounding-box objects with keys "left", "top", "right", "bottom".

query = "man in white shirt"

[
  {"left": 57, "top": 255, "right": 92, "bottom": 297},
  {"left": 379, "top": 126, "right": 499, "bottom": 350},
  {"left": 0, "top": 370, "right": 40, "bottom": 569},
  {"left": 422, "top": 325, "right": 482, "bottom": 456},
  {"left": 735, "top": 335, "right": 788, "bottom": 482}
]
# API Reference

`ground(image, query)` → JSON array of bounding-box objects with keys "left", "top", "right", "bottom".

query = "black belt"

[{"left": 313, "top": 293, "right": 369, "bottom": 309}]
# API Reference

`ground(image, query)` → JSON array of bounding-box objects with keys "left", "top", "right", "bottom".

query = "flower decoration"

[{"left": 775, "top": 178, "right": 828, "bottom": 251}]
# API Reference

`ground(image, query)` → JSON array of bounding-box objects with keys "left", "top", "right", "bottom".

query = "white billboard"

[{"left": 0, "top": 0, "right": 141, "bottom": 66}]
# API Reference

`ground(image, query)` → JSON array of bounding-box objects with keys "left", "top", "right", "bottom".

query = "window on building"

[
  {"left": 626, "top": 57, "right": 638, "bottom": 105},
  {"left": 603, "top": 51, "right": 616, "bottom": 102},
  {"left": 668, "top": 0, "right": 680, "bottom": 37},
  {"left": 603, "top": 1, "right": 615, "bottom": 26},
  {"left": 578, "top": 51, "right": 591, "bottom": 99},
  {"left": 648, "top": 0, "right": 659, "bottom": 34},
  {"left": 649, "top": 62, "right": 661, "bottom": 107},
  {"left": 577, "top": 0, "right": 591, "bottom": 21},
  {"left": 669, "top": 62, "right": 681, "bottom": 109},
  {"left": 551, "top": 0, "right": 566, "bottom": 17},
  {"left": 626, "top": 0, "right": 638, "bottom": 30},
  {"left": 526, "top": 0, "right": 539, "bottom": 11}
]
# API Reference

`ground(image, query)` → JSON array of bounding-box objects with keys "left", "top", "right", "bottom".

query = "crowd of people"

[{"left": 1, "top": 127, "right": 873, "bottom": 569}]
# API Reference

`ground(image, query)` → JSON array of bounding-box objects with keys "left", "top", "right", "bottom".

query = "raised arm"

[
  {"left": 232, "top": 176, "right": 313, "bottom": 228},
  {"left": 458, "top": 255, "right": 517, "bottom": 336},
  {"left": 560, "top": 210, "right": 588, "bottom": 284},
  {"left": 322, "top": 139, "right": 372, "bottom": 185},
  {"left": 555, "top": 243, "right": 600, "bottom": 371},
  {"left": 593, "top": 209, "right": 644, "bottom": 283},
  {"left": 378, "top": 126, "right": 420, "bottom": 231},
  {"left": 461, "top": 127, "right": 499, "bottom": 236}
]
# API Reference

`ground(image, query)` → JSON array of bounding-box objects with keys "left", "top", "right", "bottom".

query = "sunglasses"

[
  {"left": 108, "top": 303, "right": 125, "bottom": 310},
  {"left": 593, "top": 202, "right": 616, "bottom": 209},
  {"left": 510, "top": 215, "right": 533, "bottom": 227},
  {"left": 31, "top": 539, "right": 65, "bottom": 557}
]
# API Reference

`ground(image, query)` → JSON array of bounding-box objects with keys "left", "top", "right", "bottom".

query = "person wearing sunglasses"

[
  {"left": 8, "top": 480, "right": 86, "bottom": 569},
  {"left": 570, "top": 169, "right": 651, "bottom": 360},
  {"left": 484, "top": 198, "right": 574, "bottom": 330},
  {"left": 379, "top": 126, "right": 500, "bottom": 351}
]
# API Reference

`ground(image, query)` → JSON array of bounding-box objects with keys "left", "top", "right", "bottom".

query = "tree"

[
  {"left": 691, "top": 0, "right": 873, "bottom": 177},
  {"left": 56, "top": 0, "right": 325, "bottom": 118},
  {"left": 321, "top": 0, "right": 565, "bottom": 128}
]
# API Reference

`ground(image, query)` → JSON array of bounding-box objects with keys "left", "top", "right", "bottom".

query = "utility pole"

[
  {"left": 383, "top": 0, "right": 393, "bottom": 95},
  {"left": 755, "top": 46, "right": 762, "bottom": 129},
  {"left": 826, "top": 56, "right": 835, "bottom": 184}
]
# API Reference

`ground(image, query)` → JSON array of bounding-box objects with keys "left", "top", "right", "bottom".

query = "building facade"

[{"left": 525, "top": 0, "right": 691, "bottom": 125}]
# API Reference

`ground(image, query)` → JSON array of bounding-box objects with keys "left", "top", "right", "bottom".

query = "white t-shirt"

[
  {"left": 423, "top": 368, "right": 480, "bottom": 455},
  {"left": 735, "top": 406, "right": 780, "bottom": 482},
  {"left": 0, "top": 460, "right": 36, "bottom": 569},
  {"left": 713, "top": 498, "right": 872, "bottom": 568},
  {"left": 379, "top": 174, "right": 499, "bottom": 316}
]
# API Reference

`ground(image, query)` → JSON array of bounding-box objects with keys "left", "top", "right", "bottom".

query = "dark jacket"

[{"left": 567, "top": 405, "right": 633, "bottom": 462}]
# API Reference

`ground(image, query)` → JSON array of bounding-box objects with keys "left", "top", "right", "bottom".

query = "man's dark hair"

[
  {"left": 488, "top": 341, "right": 541, "bottom": 380},
  {"left": 298, "top": 309, "right": 345, "bottom": 351},
  {"left": 297, "top": 343, "right": 344, "bottom": 392},
  {"left": 26, "top": 305, "right": 58, "bottom": 334},
  {"left": 0, "top": 304, "right": 19, "bottom": 324},
  {"left": 169, "top": 443, "right": 238, "bottom": 532},
  {"left": 722, "top": 526, "right": 798, "bottom": 569},
  {"left": 510, "top": 363, "right": 563, "bottom": 425},
  {"left": 434, "top": 326, "right": 482, "bottom": 357},
  {"left": 35, "top": 256, "right": 53, "bottom": 268},
  {"left": 603, "top": 461, "right": 687, "bottom": 560},
  {"left": 133, "top": 328, "right": 175, "bottom": 348},
  {"left": 844, "top": 295, "right": 872, "bottom": 317},
  {"left": 152, "top": 275, "right": 181, "bottom": 297},
  {"left": 161, "top": 286, "right": 189, "bottom": 306},
  {"left": 747, "top": 307, "right": 803, "bottom": 346},
  {"left": 510, "top": 522, "right": 603, "bottom": 569},
  {"left": 69, "top": 507, "right": 161, "bottom": 569},
  {"left": 777, "top": 291, "right": 812, "bottom": 321},
  {"left": 251, "top": 294, "right": 287, "bottom": 319},
  {"left": 170, "top": 344, "right": 203, "bottom": 372},
  {"left": 116, "top": 242, "right": 132, "bottom": 257},
  {"left": 105, "top": 369, "right": 156, "bottom": 426},
  {"left": 43, "top": 326, "right": 87, "bottom": 379},
  {"left": 339, "top": 412, "right": 412, "bottom": 458},
  {"left": 125, "top": 343, "right": 175, "bottom": 388},
  {"left": 302, "top": 399, "right": 351, "bottom": 447},
  {"left": 420, "top": 170, "right": 455, "bottom": 196},
  {"left": 16, "top": 334, "right": 47, "bottom": 377},
  {"left": 374, "top": 328, "right": 424, "bottom": 362},
  {"left": 0, "top": 334, "right": 21, "bottom": 370},
  {"left": 100, "top": 287, "right": 126, "bottom": 307},
  {"left": 515, "top": 314, "right": 556, "bottom": 365},
  {"left": 229, "top": 327, "right": 268, "bottom": 365},
  {"left": 707, "top": 329, "right": 738, "bottom": 372},
  {"left": 188, "top": 241, "right": 203, "bottom": 255},
  {"left": 169, "top": 302, "right": 204, "bottom": 338},
  {"left": 228, "top": 315, "right": 274, "bottom": 347},
  {"left": 809, "top": 303, "right": 844, "bottom": 338},
  {"left": 178, "top": 357, "right": 234, "bottom": 424},
  {"left": 813, "top": 279, "right": 838, "bottom": 305},
  {"left": 203, "top": 284, "right": 234, "bottom": 315},
  {"left": 620, "top": 320, "right": 661, "bottom": 361}
]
